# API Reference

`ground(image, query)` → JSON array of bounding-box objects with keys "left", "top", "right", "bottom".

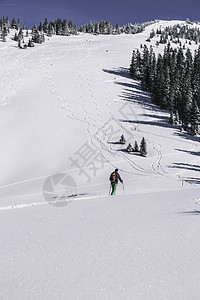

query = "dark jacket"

[{"left": 110, "top": 171, "right": 123, "bottom": 184}]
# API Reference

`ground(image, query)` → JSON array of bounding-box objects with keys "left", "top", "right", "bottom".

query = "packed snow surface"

[{"left": 1, "top": 20, "right": 200, "bottom": 299}]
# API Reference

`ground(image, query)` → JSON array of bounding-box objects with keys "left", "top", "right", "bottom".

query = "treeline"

[
  {"left": 0, "top": 16, "right": 159, "bottom": 47},
  {"left": 130, "top": 44, "right": 200, "bottom": 134},
  {"left": 38, "top": 18, "right": 77, "bottom": 36},
  {"left": 0, "top": 15, "right": 158, "bottom": 38},
  {"left": 0, "top": 16, "right": 77, "bottom": 44},
  {"left": 79, "top": 20, "right": 158, "bottom": 35},
  {"left": 148, "top": 23, "right": 200, "bottom": 45}
]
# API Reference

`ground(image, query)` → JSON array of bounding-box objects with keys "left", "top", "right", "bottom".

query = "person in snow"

[{"left": 109, "top": 168, "right": 123, "bottom": 195}]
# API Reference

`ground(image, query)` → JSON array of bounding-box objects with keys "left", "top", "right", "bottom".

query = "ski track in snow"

[
  {"left": 39, "top": 40, "right": 187, "bottom": 180},
  {"left": 0, "top": 29, "right": 199, "bottom": 199},
  {"left": 0, "top": 193, "right": 109, "bottom": 211},
  {"left": 0, "top": 45, "right": 43, "bottom": 105},
  {"left": 80, "top": 43, "right": 163, "bottom": 177},
  {"left": 0, "top": 48, "right": 29, "bottom": 106},
  {"left": 1, "top": 23, "right": 200, "bottom": 300}
]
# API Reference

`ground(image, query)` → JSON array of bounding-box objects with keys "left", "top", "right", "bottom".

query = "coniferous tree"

[
  {"left": 38, "top": 22, "right": 42, "bottom": 31},
  {"left": 94, "top": 22, "right": 100, "bottom": 35},
  {"left": 62, "top": 19, "right": 69, "bottom": 35},
  {"left": 119, "top": 135, "right": 126, "bottom": 144},
  {"left": 11, "top": 18, "right": 17, "bottom": 29},
  {"left": 32, "top": 24, "right": 42, "bottom": 43},
  {"left": 152, "top": 54, "right": 165, "bottom": 106},
  {"left": 22, "top": 22, "right": 27, "bottom": 30},
  {"left": 130, "top": 50, "right": 137, "bottom": 78},
  {"left": 17, "top": 18, "right": 21, "bottom": 30},
  {"left": 68, "top": 20, "right": 73, "bottom": 33},
  {"left": 141, "top": 45, "right": 150, "bottom": 90},
  {"left": 130, "top": 42, "right": 200, "bottom": 134},
  {"left": 193, "top": 48, "right": 200, "bottom": 107},
  {"left": 190, "top": 99, "right": 200, "bottom": 134},
  {"left": 126, "top": 143, "right": 133, "bottom": 153},
  {"left": 55, "top": 18, "right": 63, "bottom": 35},
  {"left": 133, "top": 141, "right": 139, "bottom": 152},
  {"left": 148, "top": 46, "right": 156, "bottom": 92},
  {"left": 43, "top": 18, "right": 48, "bottom": 33},
  {"left": 181, "top": 49, "right": 193, "bottom": 129},
  {"left": 47, "top": 21, "right": 54, "bottom": 36},
  {"left": 116, "top": 24, "right": 120, "bottom": 34},
  {"left": 140, "top": 137, "right": 147, "bottom": 157},
  {"left": 14, "top": 32, "right": 18, "bottom": 41}
]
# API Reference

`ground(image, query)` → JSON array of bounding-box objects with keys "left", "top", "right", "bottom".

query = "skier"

[{"left": 109, "top": 168, "right": 123, "bottom": 195}]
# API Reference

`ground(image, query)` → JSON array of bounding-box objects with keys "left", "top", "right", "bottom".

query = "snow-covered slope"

[{"left": 1, "top": 21, "right": 200, "bottom": 299}]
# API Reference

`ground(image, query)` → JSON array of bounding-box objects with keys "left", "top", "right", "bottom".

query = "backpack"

[{"left": 109, "top": 172, "right": 116, "bottom": 183}]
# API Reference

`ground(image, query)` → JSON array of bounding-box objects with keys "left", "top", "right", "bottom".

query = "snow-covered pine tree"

[
  {"left": 130, "top": 50, "right": 137, "bottom": 78},
  {"left": 115, "top": 24, "right": 120, "bottom": 35},
  {"left": 148, "top": 46, "right": 156, "bottom": 92},
  {"left": 105, "top": 21, "right": 113, "bottom": 34},
  {"left": 47, "top": 21, "right": 54, "bottom": 36},
  {"left": 62, "top": 19, "right": 69, "bottom": 36},
  {"left": 11, "top": 18, "right": 17, "bottom": 29},
  {"left": 55, "top": 18, "right": 63, "bottom": 35},
  {"left": 126, "top": 143, "right": 133, "bottom": 153},
  {"left": 140, "top": 137, "right": 147, "bottom": 157},
  {"left": 193, "top": 48, "right": 200, "bottom": 108},
  {"left": 14, "top": 32, "right": 18, "bottom": 41},
  {"left": 152, "top": 54, "right": 165, "bottom": 106},
  {"left": 94, "top": 22, "right": 100, "bottom": 35},
  {"left": 23, "top": 22, "right": 27, "bottom": 30},
  {"left": 133, "top": 141, "right": 139, "bottom": 152},
  {"left": 68, "top": 20, "right": 73, "bottom": 34},
  {"left": 38, "top": 22, "right": 42, "bottom": 32},
  {"left": 190, "top": 99, "right": 200, "bottom": 134},
  {"left": 43, "top": 18, "right": 48, "bottom": 33},
  {"left": 141, "top": 45, "right": 150, "bottom": 90},
  {"left": 119, "top": 135, "right": 126, "bottom": 144},
  {"left": 181, "top": 48, "right": 193, "bottom": 130},
  {"left": 32, "top": 24, "right": 42, "bottom": 43},
  {"left": 17, "top": 18, "right": 21, "bottom": 30},
  {"left": 162, "top": 65, "right": 171, "bottom": 108}
]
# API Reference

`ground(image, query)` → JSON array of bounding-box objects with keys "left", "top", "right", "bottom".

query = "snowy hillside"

[{"left": 1, "top": 20, "right": 200, "bottom": 299}]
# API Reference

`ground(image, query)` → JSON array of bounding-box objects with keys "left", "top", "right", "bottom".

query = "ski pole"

[
  {"left": 122, "top": 182, "right": 125, "bottom": 195},
  {"left": 108, "top": 184, "right": 111, "bottom": 195}
]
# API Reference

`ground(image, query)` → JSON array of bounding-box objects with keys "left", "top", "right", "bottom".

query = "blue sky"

[{"left": 0, "top": 0, "right": 200, "bottom": 28}]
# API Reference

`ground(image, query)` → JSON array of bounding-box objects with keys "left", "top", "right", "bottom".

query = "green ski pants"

[{"left": 111, "top": 183, "right": 117, "bottom": 195}]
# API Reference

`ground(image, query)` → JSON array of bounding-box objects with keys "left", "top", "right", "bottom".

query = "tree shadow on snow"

[
  {"left": 103, "top": 67, "right": 130, "bottom": 79},
  {"left": 173, "top": 210, "right": 200, "bottom": 215},
  {"left": 119, "top": 118, "right": 175, "bottom": 129},
  {"left": 184, "top": 177, "right": 200, "bottom": 185},
  {"left": 103, "top": 68, "right": 163, "bottom": 112},
  {"left": 174, "top": 131, "right": 200, "bottom": 143},
  {"left": 108, "top": 141, "right": 122, "bottom": 145},
  {"left": 169, "top": 162, "right": 200, "bottom": 172},
  {"left": 103, "top": 67, "right": 174, "bottom": 118},
  {"left": 103, "top": 67, "right": 200, "bottom": 145},
  {"left": 175, "top": 148, "right": 200, "bottom": 156}
]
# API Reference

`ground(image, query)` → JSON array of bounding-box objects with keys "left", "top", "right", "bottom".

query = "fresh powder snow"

[{"left": 0, "top": 20, "right": 200, "bottom": 299}]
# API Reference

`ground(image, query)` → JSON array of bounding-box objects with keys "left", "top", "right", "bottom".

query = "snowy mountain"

[{"left": 1, "top": 20, "right": 200, "bottom": 299}]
